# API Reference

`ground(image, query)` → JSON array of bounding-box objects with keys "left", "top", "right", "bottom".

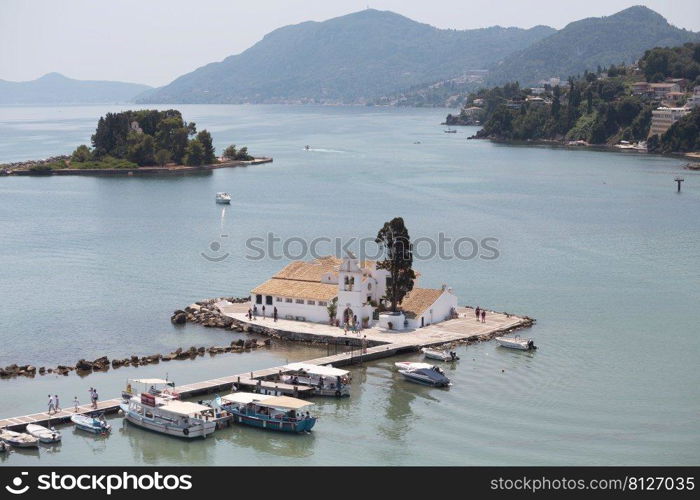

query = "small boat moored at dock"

[
  {"left": 281, "top": 362, "right": 351, "bottom": 397},
  {"left": 26, "top": 424, "right": 62, "bottom": 443},
  {"left": 394, "top": 361, "right": 433, "bottom": 371},
  {"left": 71, "top": 413, "right": 111, "bottom": 434},
  {"left": 121, "top": 394, "right": 217, "bottom": 439},
  {"left": 399, "top": 366, "right": 451, "bottom": 387},
  {"left": 215, "top": 192, "right": 231, "bottom": 204},
  {"left": 0, "top": 429, "right": 40, "bottom": 448},
  {"left": 495, "top": 335, "right": 537, "bottom": 351},
  {"left": 220, "top": 393, "right": 317, "bottom": 433},
  {"left": 421, "top": 347, "right": 459, "bottom": 362}
]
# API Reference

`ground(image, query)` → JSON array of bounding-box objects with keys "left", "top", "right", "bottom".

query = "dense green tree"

[
  {"left": 222, "top": 145, "right": 237, "bottom": 160},
  {"left": 126, "top": 132, "right": 155, "bottom": 166},
  {"left": 196, "top": 130, "right": 216, "bottom": 164},
  {"left": 155, "top": 149, "right": 171, "bottom": 167},
  {"left": 71, "top": 144, "right": 93, "bottom": 163},
  {"left": 235, "top": 146, "right": 252, "bottom": 160},
  {"left": 375, "top": 217, "right": 416, "bottom": 313},
  {"left": 184, "top": 139, "right": 205, "bottom": 166}
]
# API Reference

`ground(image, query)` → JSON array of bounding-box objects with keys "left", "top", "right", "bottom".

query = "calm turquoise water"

[{"left": 0, "top": 104, "right": 698, "bottom": 465}]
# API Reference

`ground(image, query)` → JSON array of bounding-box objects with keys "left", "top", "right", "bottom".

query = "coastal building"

[
  {"left": 632, "top": 82, "right": 651, "bottom": 95},
  {"left": 686, "top": 86, "right": 700, "bottom": 109},
  {"left": 649, "top": 106, "right": 690, "bottom": 136},
  {"left": 649, "top": 82, "right": 681, "bottom": 100},
  {"left": 530, "top": 87, "right": 546, "bottom": 95},
  {"left": 250, "top": 254, "right": 458, "bottom": 330}
]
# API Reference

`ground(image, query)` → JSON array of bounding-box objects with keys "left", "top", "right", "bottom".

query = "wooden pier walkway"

[{"left": 0, "top": 344, "right": 414, "bottom": 431}]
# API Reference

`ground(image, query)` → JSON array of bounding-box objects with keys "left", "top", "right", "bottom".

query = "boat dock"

[{"left": 0, "top": 307, "right": 532, "bottom": 431}]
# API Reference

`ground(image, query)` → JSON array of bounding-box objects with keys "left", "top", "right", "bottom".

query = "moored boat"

[
  {"left": 121, "top": 394, "right": 217, "bottom": 439},
  {"left": 26, "top": 424, "right": 62, "bottom": 443},
  {"left": 215, "top": 192, "right": 231, "bottom": 204},
  {"left": 495, "top": 335, "right": 537, "bottom": 351},
  {"left": 71, "top": 413, "right": 111, "bottom": 434},
  {"left": 122, "top": 377, "right": 178, "bottom": 402},
  {"left": 399, "top": 366, "right": 451, "bottom": 387},
  {"left": 281, "top": 362, "right": 351, "bottom": 397},
  {"left": 421, "top": 347, "right": 459, "bottom": 361},
  {"left": 394, "top": 361, "right": 433, "bottom": 371},
  {"left": 220, "top": 393, "right": 317, "bottom": 433},
  {"left": 0, "top": 429, "right": 40, "bottom": 448}
]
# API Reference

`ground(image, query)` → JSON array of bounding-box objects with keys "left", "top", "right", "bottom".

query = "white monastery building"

[{"left": 250, "top": 254, "right": 458, "bottom": 330}]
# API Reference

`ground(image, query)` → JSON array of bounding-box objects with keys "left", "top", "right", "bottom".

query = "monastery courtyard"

[{"left": 220, "top": 303, "right": 533, "bottom": 349}]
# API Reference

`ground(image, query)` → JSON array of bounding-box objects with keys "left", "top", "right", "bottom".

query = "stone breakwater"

[{"left": 0, "top": 296, "right": 268, "bottom": 381}]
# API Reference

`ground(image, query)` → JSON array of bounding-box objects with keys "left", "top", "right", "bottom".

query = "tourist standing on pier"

[
  {"left": 54, "top": 394, "right": 60, "bottom": 412},
  {"left": 262, "top": 304, "right": 266, "bottom": 319},
  {"left": 273, "top": 306, "right": 278, "bottom": 322},
  {"left": 47, "top": 394, "right": 55, "bottom": 415},
  {"left": 73, "top": 396, "right": 79, "bottom": 412},
  {"left": 253, "top": 305, "right": 258, "bottom": 319},
  {"left": 475, "top": 307, "right": 480, "bottom": 321},
  {"left": 481, "top": 310, "right": 486, "bottom": 323}
]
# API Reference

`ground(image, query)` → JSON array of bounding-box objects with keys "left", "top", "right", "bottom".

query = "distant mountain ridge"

[
  {"left": 487, "top": 6, "right": 700, "bottom": 86},
  {"left": 138, "top": 9, "right": 556, "bottom": 104},
  {"left": 0, "top": 73, "right": 152, "bottom": 104}
]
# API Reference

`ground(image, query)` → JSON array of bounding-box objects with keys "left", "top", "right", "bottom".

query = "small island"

[{"left": 1, "top": 109, "right": 271, "bottom": 176}]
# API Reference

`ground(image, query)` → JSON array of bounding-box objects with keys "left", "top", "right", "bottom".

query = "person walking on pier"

[
  {"left": 90, "top": 387, "right": 98, "bottom": 409},
  {"left": 273, "top": 306, "right": 278, "bottom": 322},
  {"left": 247, "top": 308, "right": 252, "bottom": 320},
  {"left": 475, "top": 307, "right": 480, "bottom": 321},
  {"left": 481, "top": 310, "right": 486, "bottom": 323},
  {"left": 47, "top": 394, "right": 55, "bottom": 415},
  {"left": 54, "top": 394, "right": 60, "bottom": 412},
  {"left": 73, "top": 396, "right": 79, "bottom": 412},
  {"left": 253, "top": 305, "right": 258, "bottom": 319},
  {"left": 262, "top": 304, "right": 266, "bottom": 320}
]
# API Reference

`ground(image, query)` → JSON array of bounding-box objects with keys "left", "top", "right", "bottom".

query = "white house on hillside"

[{"left": 250, "top": 254, "right": 458, "bottom": 330}]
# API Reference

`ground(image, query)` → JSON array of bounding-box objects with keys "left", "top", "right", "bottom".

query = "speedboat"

[
  {"left": 421, "top": 347, "right": 459, "bottom": 361},
  {"left": 281, "top": 362, "right": 351, "bottom": 397},
  {"left": 305, "top": 145, "right": 310, "bottom": 151},
  {"left": 71, "top": 413, "right": 111, "bottom": 434},
  {"left": 121, "top": 394, "right": 217, "bottom": 439},
  {"left": 122, "top": 377, "right": 178, "bottom": 402},
  {"left": 26, "top": 424, "right": 62, "bottom": 443},
  {"left": 495, "top": 335, "right": 537, "bottom": 350},
  {"left": 215, "top": 192, "right": 231, "bottom": 204},
  {"left": 394, "top": 361, "right": 433, "bottom": 371},
  {"left": 220, "top": 393, "right": 317, "bottom": 433},
  {"left": 0, "top": 429, "right": 39, "bottom": 448},
  {"left": 399, "top": 366, "right": 451, "bottom": 387}
]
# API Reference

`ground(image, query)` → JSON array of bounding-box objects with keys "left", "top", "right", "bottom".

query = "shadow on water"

[{"left": 214, "top": 424, "right": 316, "bottom": 458}]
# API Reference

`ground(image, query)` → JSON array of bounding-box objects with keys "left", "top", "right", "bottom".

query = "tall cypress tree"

[{"left": 376, "top": 217, "right": 416, "bottom": 313}]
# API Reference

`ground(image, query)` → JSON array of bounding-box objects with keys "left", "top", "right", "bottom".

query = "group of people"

[
  {"left": 475, "top": 306, "right": 486, "bottom": 323},
  {"left": 247, "top": 304, "right": 278, "bottom": 322},
  {"left": 343, "top": 314, "right": 362, "bottom": 335},
  {"left": 47, "top": 393, "right": 86, "bottom": 414}
]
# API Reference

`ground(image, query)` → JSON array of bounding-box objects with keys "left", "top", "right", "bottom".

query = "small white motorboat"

[
  {"left": 0, "top": 429, "right": 39, "bottom": 448},
  {"left": 399, "top": 367, "right": 451, "bottom": 387},
  {"left": 495, "top": 335, "right": 537, "bottom": 351},
  {"left": 421, "top": 347, "right": 460, "bottom": 362},
  {"left": 394, "top": 361, "right": 433, "bottom": 371},
  {"left": 215, "top": 192, "right": 231, "bottom": 204},
  {"left": 26, "top": 424, "right": 62, "bottom": 443},
  {"left": 71, "top": 414, "right": 111, "bottom": 434}
]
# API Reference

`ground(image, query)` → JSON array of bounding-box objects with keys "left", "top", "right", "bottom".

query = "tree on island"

[
  {"left": 71, "top": 144, "right": 92, "bottom": 162},
  {"left": 196, "top": 130, "right": 216, "bottom": 164},
  {"left": 222, "top": 144, "right": 238, "bottom": 160},
  {"left": 375, "top": 217, "right": 416, "bottom": 313},
  {"left": 154, "top": 149, "right": 171, "bottom": 167},
  {"left": 184, "top": 139, "right": 205, "bottom": 166},
  {"left": 222, "top": 144, "right": 253, "bottom": 161}
]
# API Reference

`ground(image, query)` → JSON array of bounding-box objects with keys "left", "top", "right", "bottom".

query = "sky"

[{"left": 1, "top": 0, "right": 699, "bottom": 87}]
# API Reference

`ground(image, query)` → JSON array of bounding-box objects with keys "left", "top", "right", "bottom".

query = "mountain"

[
  {"left": 139, "top": 9, "right": 555, "bottom": 104},
  {"left": 0, "top": 73, "right": 152, "bottom": 104},
  {"left": 487, "top": 6, "right": 700, "bottom": 86}
]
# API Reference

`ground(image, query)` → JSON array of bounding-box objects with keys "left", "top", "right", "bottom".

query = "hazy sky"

[{"left": 1, "top": 0, "right": 699, "bottom": 87}]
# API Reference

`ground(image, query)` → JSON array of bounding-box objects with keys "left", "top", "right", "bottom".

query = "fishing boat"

[
  {"left": 0, "top": 429, "right": 39, "bottom": 448},
  {"left": 399, "top": 366, "right": 451, "bottom": 387},
  {"left": 122, "top": 377, "right": 178, "bottom": 402},
  {"left": 394, "top": 361, "right": 433, "bottom": 371},
  {"left": 26, "top": 424, "right": 61, "bottom": 444},
  {"left": 71, "top": 413, "right": 111, "bottom": 434},
  {"left": 120, "top": 393, "right": 217, "bottom": 439},
  {"left": 280, "top": 362, "right": 351, "bottom": 397},
  {"left": 220, "top": 393, "right": 317, "bottom": 433},
  {"left": 495, "top": 335, "right": 537, "bottom": 350},
  {"left": 421, "top": 347, "right": 460, "bottom": 361},
  {"left": 215, "top": 192, "right": 231, "bottom": 204}
]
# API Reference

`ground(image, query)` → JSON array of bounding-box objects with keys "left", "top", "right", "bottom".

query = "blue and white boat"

[
  {"left": 220, "top": 393, "right": 317, "bottom": 433},
  {"left": 71, "top": 413, "right": 111, "bottom": 434}
]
